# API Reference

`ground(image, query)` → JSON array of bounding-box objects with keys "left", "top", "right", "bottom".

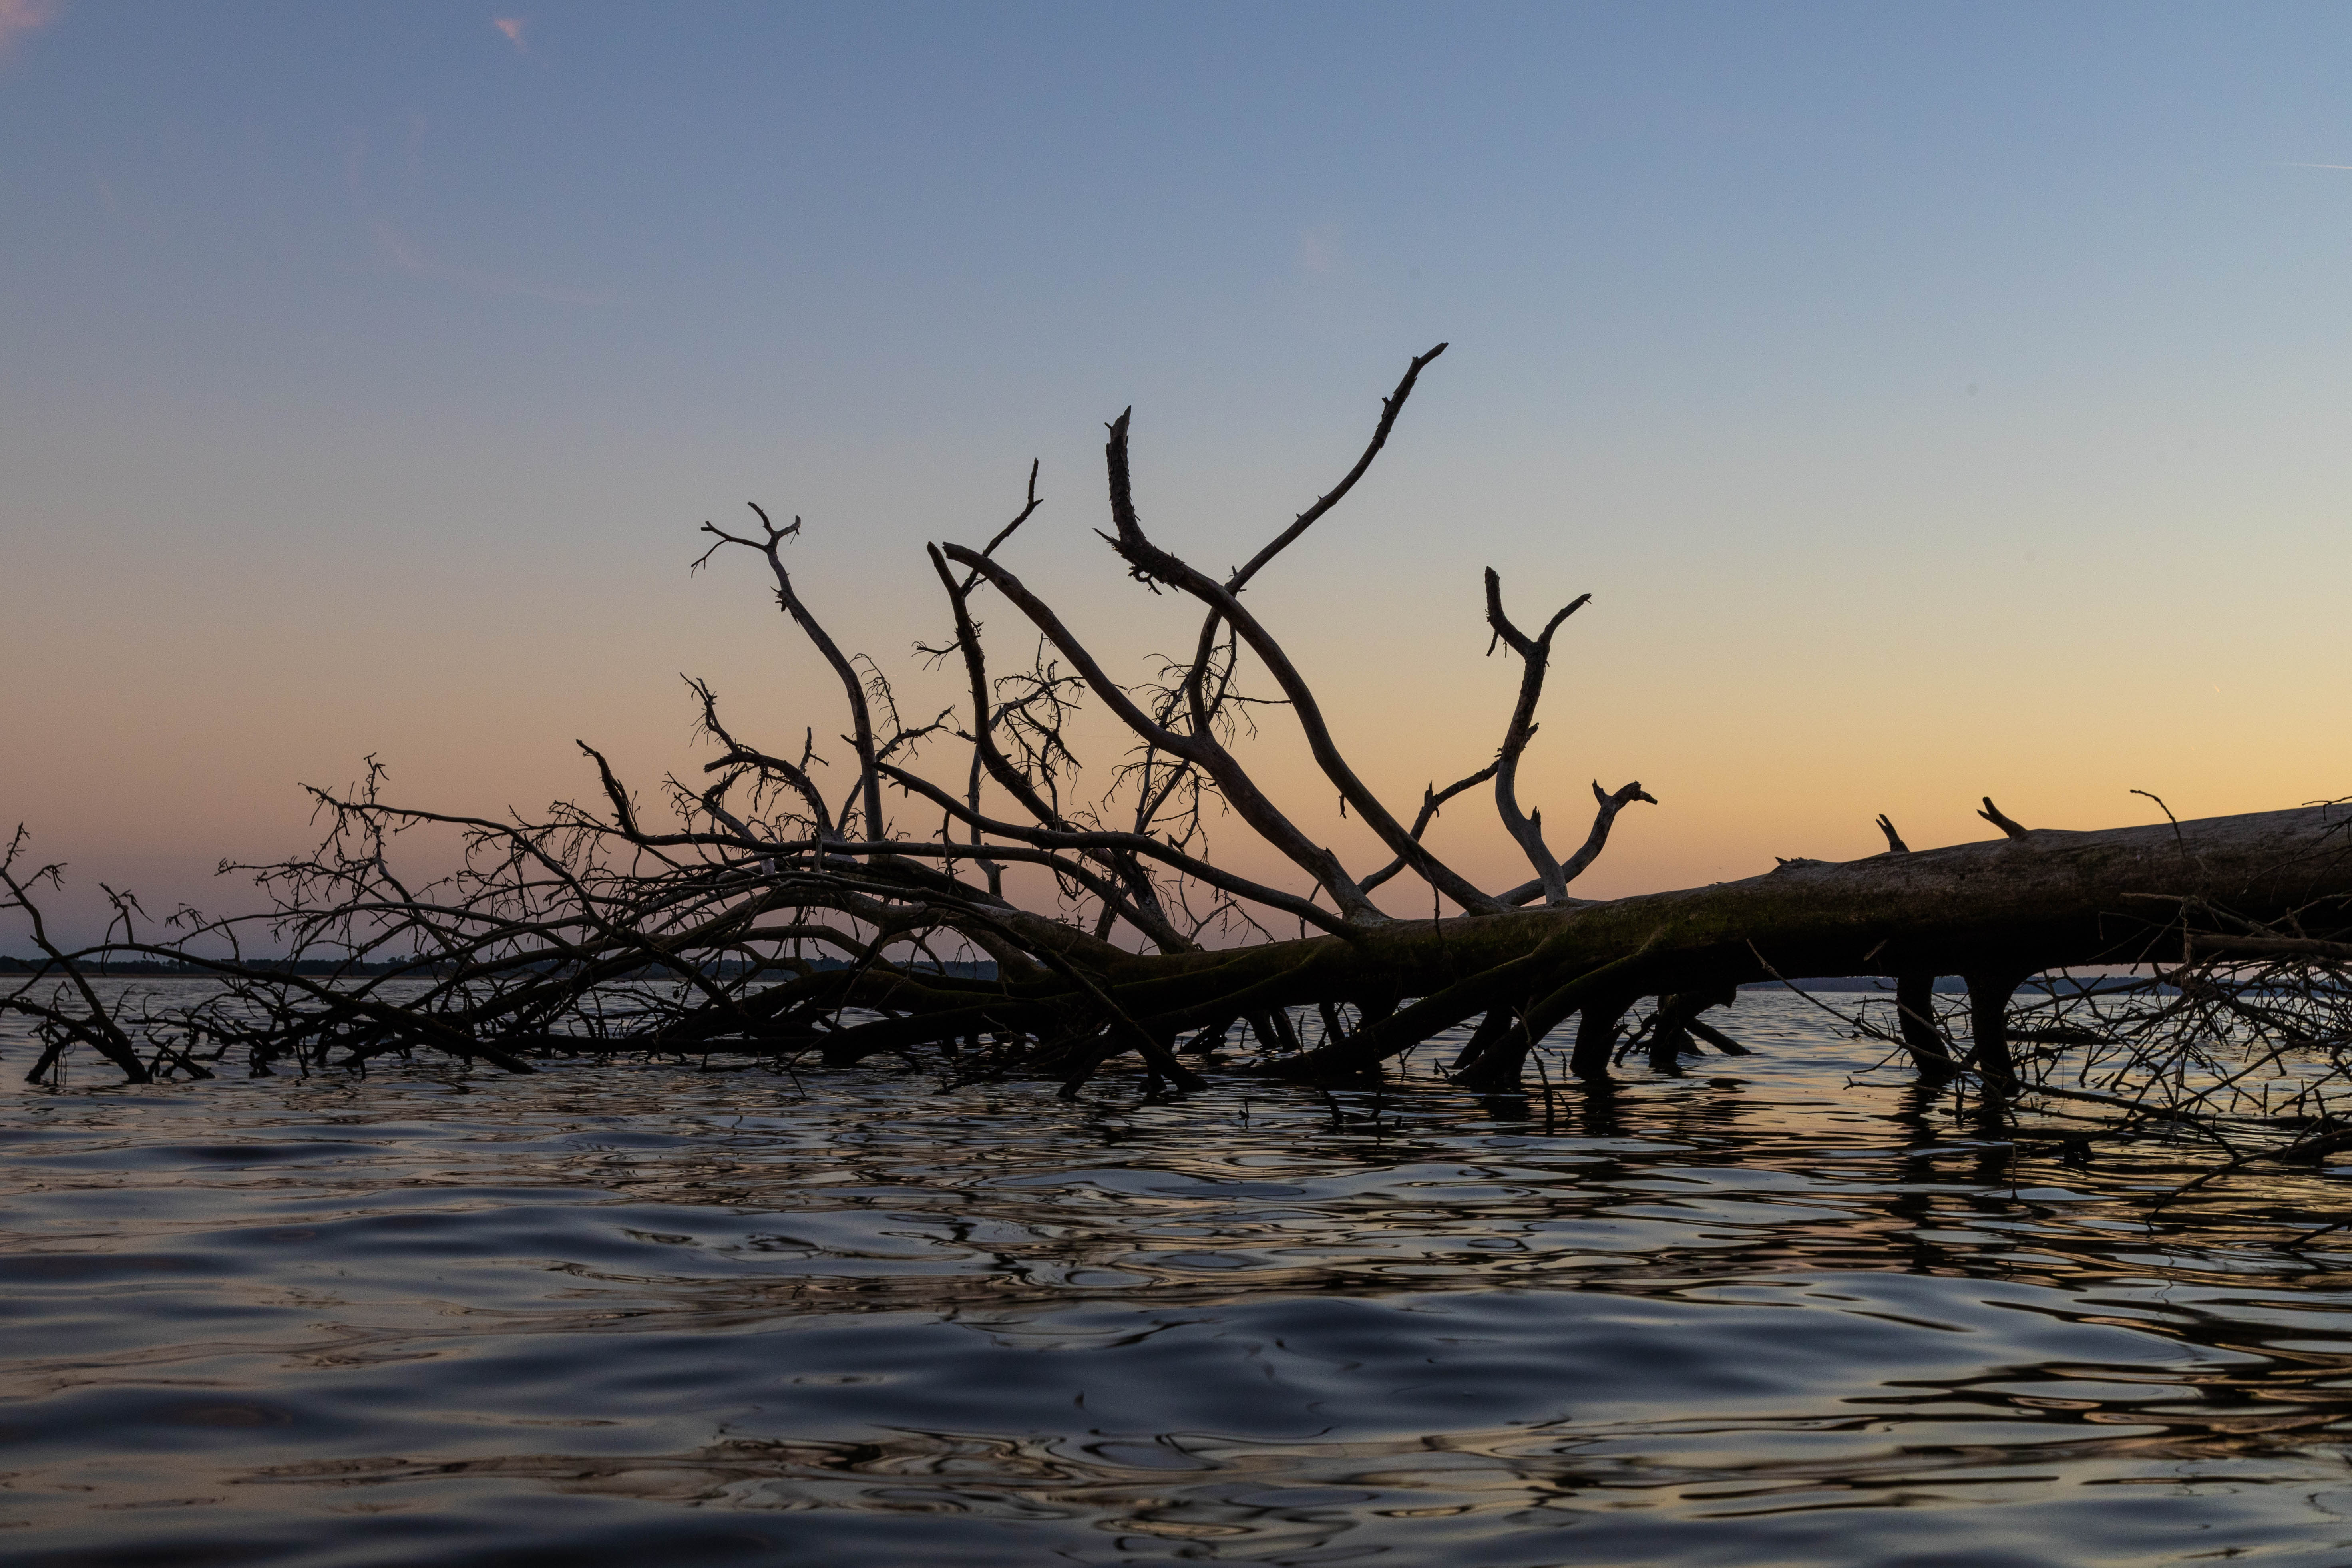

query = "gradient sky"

[{"left": 6, "top": 2, "right": 2352, "bottom": 946}]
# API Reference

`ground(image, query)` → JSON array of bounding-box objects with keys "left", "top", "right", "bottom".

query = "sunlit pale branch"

[
  {"left": 1557, "top": 778, "right": 1658, "bottom": 888},
  {"left": 1482, "top": 566, "right": 1594, "bottom": 903}
]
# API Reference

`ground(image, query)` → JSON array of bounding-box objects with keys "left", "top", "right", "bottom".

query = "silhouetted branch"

[
  {"left": 1558, "top": 779, "right": 1658, "bottom": 886},
  {"left": 1978, "top": 797, "right": 2030, "bottom": 840},
  {"left": 12, "top": 344, "right": 2352, "bottom": 1173}
]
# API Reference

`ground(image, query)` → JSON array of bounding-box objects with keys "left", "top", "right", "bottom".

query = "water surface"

[{"left": 5, "top": 985, "right": 2352, "bottom": 1565}]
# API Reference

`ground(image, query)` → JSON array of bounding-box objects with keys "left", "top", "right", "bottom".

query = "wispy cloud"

[
  {"left": 372, "top": 220, "right": 611, "bottom": 307},
  {"left": 0, "top": 0, "right": 61, "bottom": 59},
  {"left": 493, "top": 16, "right": 528, "bottom": 54},
  {"left": 2284, "top": 162, "right": 2352, "bottom": 171}
]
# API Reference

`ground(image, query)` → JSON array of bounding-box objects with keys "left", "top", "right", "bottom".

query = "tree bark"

[{"left": 1210, "top": 802, "right": 2352, "bottom": 1085}]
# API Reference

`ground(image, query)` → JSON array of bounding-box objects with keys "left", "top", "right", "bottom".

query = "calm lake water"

[{"left": 6, "top": 982, "right": 2352, "bottom": 1566}]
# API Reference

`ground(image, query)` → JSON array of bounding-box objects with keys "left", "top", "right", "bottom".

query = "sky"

[{"left": 5, "top": 2, "right": 2352, "bottom": 947}]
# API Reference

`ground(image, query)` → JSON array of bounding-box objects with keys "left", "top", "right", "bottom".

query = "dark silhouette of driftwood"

[{"left": 8, "top": 346, "right": 2352, "bottom": 1178}]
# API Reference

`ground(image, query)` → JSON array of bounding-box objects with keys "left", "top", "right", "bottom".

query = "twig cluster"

[{"left": 4, "top": 348, "right": 1655, "bottom": 1097}]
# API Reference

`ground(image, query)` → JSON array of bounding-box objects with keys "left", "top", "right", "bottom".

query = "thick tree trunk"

[
  {"left": 797, "top": 804, "right": 2352, "bottom": 1088},
  {"left": 1047, "top": 802, "right": 2352, "bottom": 1087},
  {"left": 1892, "top": 972, "right": 1954, "bottom": 1077}
]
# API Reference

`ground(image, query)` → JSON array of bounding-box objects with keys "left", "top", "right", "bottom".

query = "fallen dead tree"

[{"left": 7, "top": 346, "right": 2352, "bottom": 1150}]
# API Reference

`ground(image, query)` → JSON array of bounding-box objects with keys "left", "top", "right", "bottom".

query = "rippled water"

[{"left": 7, "top": 984, "right": 2352, "bottom": 1566}]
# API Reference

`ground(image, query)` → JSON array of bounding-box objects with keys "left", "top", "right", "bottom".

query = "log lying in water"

[
  {"left": 9, "top": 345, "right": 2348, "bottom": 1109},
  {"left": 799, "top": 801, "right": 2352, "bottom": 1090}
]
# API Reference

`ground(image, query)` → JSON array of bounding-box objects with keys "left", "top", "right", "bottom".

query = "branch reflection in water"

[{"left": 4, "top": 984, "right": 2352, "bottom": 1566}]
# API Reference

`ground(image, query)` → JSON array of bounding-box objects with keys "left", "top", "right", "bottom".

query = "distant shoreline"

[
  {"left": 0, "top": 957, "right": 2161, "bottom": 993},
  {"left": 0, "top": 955, "right": 1000, "bottom": 979}
]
